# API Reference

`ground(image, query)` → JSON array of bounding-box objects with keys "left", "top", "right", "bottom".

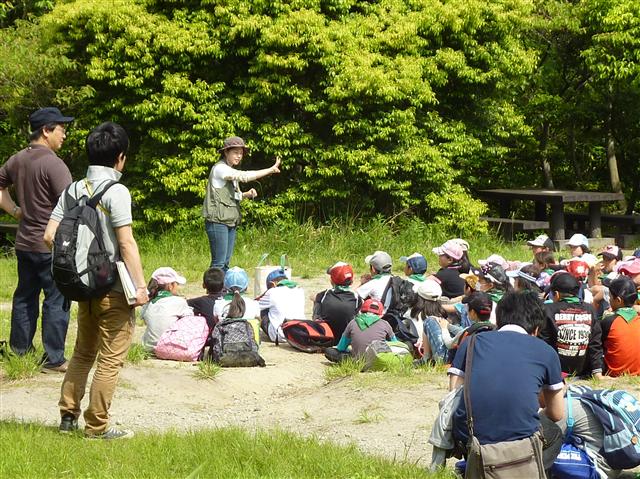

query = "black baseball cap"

[
  {"left": 462, "top": 291, "right": 493, "bottom": 317},
  {"left": 29, "top": 107, "right": 74, "bottom": 131},
  {"left": 549, "top": 271, "right": 580, "bottom": 295}
]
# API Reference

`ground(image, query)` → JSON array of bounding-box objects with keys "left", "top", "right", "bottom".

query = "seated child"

[
  {"left": 400, "top": 253, "right": 428, "bottom": 289},
  {"left": 431, "top": 240, "right": 465, "bottom": 299},
  {"left": 214, "top": 267, "right": 260, "bottom": 321},
  {"left": 258, "top": 268, "right": 305, "bottom": 342},
  {"left": 141, "top": 267, "right": 193, "bottom": 351},
  {"left": 527, "top": 234, "right": 555, "bottom": 258},
  {"left": 414, "top": 280, "right": 459, "bottom": 362},
  {"left": 540, "top": 272, "right": 603, "bottom": 378},
  {"left": 356, "top": 251, "right": 393, "bottom": 310},
  {"left": 451, "top": 238, "right": 473, "bottom": 274},
  {"left": 312, "top": 262, "right": 361, "bottom": 342},
  {"left": 476, "top": 262, "right": 513, "bottom": 322},
  {"left": 333, "top": 299, "right": 396, "bottom": 357},
  {"left": 508, "top": 263, "right": 543, "bottom": 296},
  {"left": 187, "top": 267, "right": 224, "bottom": 329},
  {"left": 564, "top": 233, "right": 598, "bottom": 267},
  {"left": 600, "top": 275, "right": 640, "bottom": 376},
  {"left": 444, "top": 291, "right": 495, "bottom": 364}
]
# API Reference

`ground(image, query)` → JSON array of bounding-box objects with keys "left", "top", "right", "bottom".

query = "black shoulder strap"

[
  {"left": 87, "top": 180, "right": 118, "bottom": 209},
  {"left": 463, "top": 334, "right": 478, "bottom": 439},
  {"left": 381, "top": 275, "right": 394, "bottom": 305}
]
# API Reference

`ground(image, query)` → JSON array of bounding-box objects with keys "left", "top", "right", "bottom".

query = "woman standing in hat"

[{"left": 203, "top": 136, "right": 281, "bottom": 270}]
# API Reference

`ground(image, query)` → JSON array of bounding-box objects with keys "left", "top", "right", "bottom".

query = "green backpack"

[{"left": 362, "top": 340, "right": 412, "bottom": 372}]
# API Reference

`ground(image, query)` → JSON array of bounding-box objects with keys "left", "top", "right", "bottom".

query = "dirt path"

[{"left": 1, "top": 275, "right": 639, "bottom": 474}]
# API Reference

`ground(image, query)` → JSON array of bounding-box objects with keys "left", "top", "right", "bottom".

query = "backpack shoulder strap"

[
  {"left": 463, "top": 334, "right": 478, "bottom": 438},
  {"left": 87, "top": 180, "right": 118, "bottom": 209},
  {"left": 381, "top": 275, "right": 394, "bottom": 305}
]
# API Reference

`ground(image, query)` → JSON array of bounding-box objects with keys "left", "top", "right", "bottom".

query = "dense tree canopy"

[{"left": 0, "top": 0, "right": 638, "bottom": 233}]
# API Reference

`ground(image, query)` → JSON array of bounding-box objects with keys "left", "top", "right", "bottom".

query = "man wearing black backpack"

[
  {"left": 0, "top": 107, "right": 74, "bottom": 372},
  {"left": 44, "top": 122, "right": 148, "bottom": 440}
]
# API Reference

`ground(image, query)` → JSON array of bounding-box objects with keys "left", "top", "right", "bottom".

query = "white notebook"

[{"left": 116, "top": 261, "right": 137, "bottom": 305}]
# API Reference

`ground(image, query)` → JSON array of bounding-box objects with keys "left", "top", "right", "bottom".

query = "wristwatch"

[{"left": 12, "top": 205, "right": 19, "bottom": 216}]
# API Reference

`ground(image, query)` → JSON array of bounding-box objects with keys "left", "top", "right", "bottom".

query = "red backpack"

[{"left": 281, "top": 320, "right": 334, "bottom": 353}]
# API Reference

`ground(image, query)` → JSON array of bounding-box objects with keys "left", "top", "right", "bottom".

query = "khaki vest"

[{"left": 203, "top": 177, "right": 241, "bottom": 226}]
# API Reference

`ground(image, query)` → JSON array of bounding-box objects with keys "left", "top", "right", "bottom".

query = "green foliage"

[
  {"left": 324, "top": 356, "right": 364, "bottom": 382},
  {"left": 193, "top": 359, "right": 222, "bottom": 380},
  {"left": 0, "top": 421, "right": 451, "bottom": 478},
  {"left": 0, "top": 349, "right": 41, "bottom": 380},
  {"left": 126, "top": 343, "right": 151, "bottom": 364}
]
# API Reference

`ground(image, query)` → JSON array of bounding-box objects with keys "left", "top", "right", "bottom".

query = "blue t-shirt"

[{"left": 450, "top": 329, "right": 563, "bottom": 445}]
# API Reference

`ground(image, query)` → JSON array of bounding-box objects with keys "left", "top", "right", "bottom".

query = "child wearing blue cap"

[
  {"left": 214, "top": 267, "right": 260, "bottom": 321},
  {"left": 258, "top": 268, "right": 305, "bottom": 342},
  {"left": 400, "top": 252, "right": 428, "bottom": 290}
]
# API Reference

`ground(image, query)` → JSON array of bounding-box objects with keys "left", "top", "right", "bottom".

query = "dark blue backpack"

[{"left": 571, "top": 385, "right": 640, "bottom": 470}]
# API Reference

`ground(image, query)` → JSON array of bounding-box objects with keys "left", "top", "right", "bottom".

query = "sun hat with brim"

[
  {"left": 567, "top": 234, "right": 589, "bottom": 248},
  {"left": 224, "top": 266, "right": 249, "bottom": 292},
  {"left": 326, "top": 261, "right": 354, "bottom": 286},
  {"left": 460, "top": 272, "right": 479, "bottom": 290},
  {"left": 400, "top": 253, "right": 427, "bottom": 275},
  {"left": 29, "top": 107, "right": 74, "bottom": 131},
  {"left": 478, "top": 262, "right": 508, "bottom": 286},
  {"left": 218, "top": 136, "right": 249, "bottom": 153},
  {"left": 432, "top": 240, "right": 463, "bottom": 261},
  {"left": 416, "top": 279, "right": 443, "bottom": 301},
  {"left": 152, "top": 267, "right": 187, "bottom": 285},
  {"left": 365, "top": 251, "right": 392, "bottom": 273},
  {"left": 450, "top": 238, "right": 470, "bottom": 252},
  {"left": 598, "top": 245, "right": 622, "bottom": 261},
  {"left": 527, "top": 234, "right": 551, "bottom": 248},
  {"left": 478, "top": 254, "right": 510, "bottom": 271},
  {"left": 617, "top": 258, "right": 640, "bottom": 276}
]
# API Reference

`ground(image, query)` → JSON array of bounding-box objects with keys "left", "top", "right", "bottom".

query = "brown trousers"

[{"left": 59, "top": 291, "right": 134, "bottom": 435}]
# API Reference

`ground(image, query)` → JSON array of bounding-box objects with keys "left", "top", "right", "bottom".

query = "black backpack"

[
  {"left": 382, "top": 276, "right": 416, "bottom": 315},
  {"left": 209, "top": 319, "right": 266, "bottom": 367},
  {"left": 382, "top": 310, "right": 420, "bottom": 352},
  {"left": 52, "top": 180, "right": 118, "bottom": 304}
]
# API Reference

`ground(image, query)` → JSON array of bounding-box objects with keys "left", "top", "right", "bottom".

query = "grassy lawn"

[{"left": 0, "top": 421, "right": 454, "bottom": 479}]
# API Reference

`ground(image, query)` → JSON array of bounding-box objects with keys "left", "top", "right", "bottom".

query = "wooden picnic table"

[{"left": 478, "top": 189, "right": 625, "bottom": 240}]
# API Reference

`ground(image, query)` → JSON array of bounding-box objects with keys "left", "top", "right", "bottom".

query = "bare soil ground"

[{"left": 1, "top": 275, "right": 639, "bottom": 474}]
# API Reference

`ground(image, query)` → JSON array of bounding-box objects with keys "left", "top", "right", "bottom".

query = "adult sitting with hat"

[
  {"left": 312, "top": 262, "right": 362, "bottom": 342},
  {"left": 0, "top": 107, "right": 74, "bottom": 373},
  {"left": 202, "top": 136, "right": 281, "bottom": 271}
]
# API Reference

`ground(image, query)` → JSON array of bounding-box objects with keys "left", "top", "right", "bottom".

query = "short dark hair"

[
  {"left": 609, "top": 276, "right": 638, "bottom": 307},
  {"left": 29, "top": 122, "right": 59, "bottom": 142},
  {"left": 463, "top": 291, "right": 493, "bottom": 321},
  {"left": 496, "top": 291, "right": 545, "bottom": 334},
  {"left": 550, "top": 272, "right": 580, "bottom": 296},
  {"left": 203, "top": 267, "right": 224, "bottom": 294},
  {"left": 86, "top": 122, "right": 129, "bottom": 167}
]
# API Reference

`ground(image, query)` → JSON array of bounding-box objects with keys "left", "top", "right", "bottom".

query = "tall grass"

[
  {"left": 1, "top": 349, "right": 42, "bottom": 380},
  {"left": 0, "top": 421, "right": 451, "bottom": 478}
]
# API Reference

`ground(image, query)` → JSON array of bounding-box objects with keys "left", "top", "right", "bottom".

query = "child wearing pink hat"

[
  {"left": 431, "top": 240, "right": 466, "bottom": 299},
  {"left": 141, "top": 267, "right": 193, "bottom": 351}
]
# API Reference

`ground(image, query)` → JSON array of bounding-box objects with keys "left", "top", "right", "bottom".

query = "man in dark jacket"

[
  {"left": 313, "top": 262, "right": 361, "bottom": 342},
  {"left": 540, "top": 272, "right": 603, "bottom": 378}
]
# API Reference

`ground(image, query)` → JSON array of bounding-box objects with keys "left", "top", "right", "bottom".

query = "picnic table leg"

[
  {"left": 534, "top": 201, "right": 547, "bottom": 221},
  {"left": 499, "top": 199, "right": 511, "bottom": 218},
  {"left": 589, "top": 203, "right": 602, "bottom": 238},
  {"left": 550, "top": 202, "right": 565, "bottom": 241}
]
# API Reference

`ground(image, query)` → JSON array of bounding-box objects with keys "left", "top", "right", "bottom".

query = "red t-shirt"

[{"left": 601, "top": 312, "right": 640, "bottom": 377}]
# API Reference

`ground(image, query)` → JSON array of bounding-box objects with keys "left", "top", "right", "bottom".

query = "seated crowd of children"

[{"left": 137, "top": 233, "right": 640, "bottom": 476}]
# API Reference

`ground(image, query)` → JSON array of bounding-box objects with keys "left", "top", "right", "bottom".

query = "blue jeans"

[
  {"left": 423, "top": 317, "right": 463, "bottom": 362},
  {"left": 11, "top": 250, "right": 70, "bottom": 367},
  {"left": 205, "top": 221, "right": 236, "bottom": 271}
]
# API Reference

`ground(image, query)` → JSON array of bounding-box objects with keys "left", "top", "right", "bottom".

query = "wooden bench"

[
  {"left": 480, "top": 217, "right": 550, "bottom": 239},
  {"left": 565, "top": 212, "right": 640, "bottom": 233}
]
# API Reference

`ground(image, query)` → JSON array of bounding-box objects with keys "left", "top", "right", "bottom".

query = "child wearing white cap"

[
  {"left": 564, "top": 233, "right": 598, "bottom": 267},
  {"left": 141, "top": 267, "right": 193, "bottom": 352}
]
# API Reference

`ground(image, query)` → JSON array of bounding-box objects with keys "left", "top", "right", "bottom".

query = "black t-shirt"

[
  {"left": 187, "top": 293, "right": 223, "bottom": 329},
  {"left": 434, "top": 267, "right": 465, "bottom": 299},
  {"left": 312, "top": 288, "right": 362, "bottom": 342}
]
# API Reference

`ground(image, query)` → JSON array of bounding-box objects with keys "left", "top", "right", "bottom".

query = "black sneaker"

[
  {"left": 85, "top": 427, "right": 134, "bottom": 440},
  {"left": 59, "top": 414, "right": 78, "bottom": 434}
]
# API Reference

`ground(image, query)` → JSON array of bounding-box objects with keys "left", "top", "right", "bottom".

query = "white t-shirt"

[
  {"left": 356, "top": 275, "right": 392, "bottom": 310},
  {"left": 214, "top": 295, "right": 260, "bottom": 321},
  {"left": 258, "top": 285, "right": 306, "bottom": 342},
  {"left": 208, "top": 162, "right": 260, "bottom": 189},
  {"left": 141, "top": 295, "right": 194, "bottom": 351}
]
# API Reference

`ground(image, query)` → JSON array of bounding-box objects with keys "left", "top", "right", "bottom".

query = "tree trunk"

[
  {"left": 607, "top": 95, "right": 626, "bottom": 211},
  {"left": 541, "top": 121, "right": 554, "bottom": 188}
]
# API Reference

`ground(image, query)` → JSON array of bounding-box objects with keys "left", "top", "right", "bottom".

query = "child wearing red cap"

[
  {"left": 312, "top": 262, "right": 362, "bottom": 342},
  {"left": 330, "top": 299, "right": 397, "bottom": 358}
]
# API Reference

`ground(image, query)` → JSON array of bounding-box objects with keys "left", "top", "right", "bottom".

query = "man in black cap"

[{"left": 0, "top": 107, "right": 74, "bottom": 372}]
